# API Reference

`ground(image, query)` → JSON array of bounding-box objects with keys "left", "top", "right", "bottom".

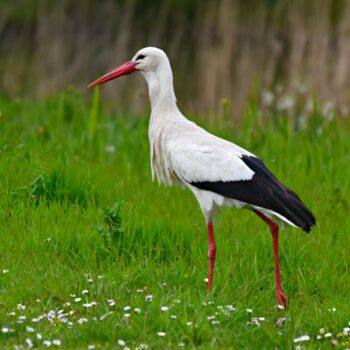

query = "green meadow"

[{"left": 0, "top": 91, "right": 349, "bottom": 349}]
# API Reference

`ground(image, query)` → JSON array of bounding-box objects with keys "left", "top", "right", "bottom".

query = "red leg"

[
  {"left": 207, "top": 220, "right": 216, "bottom": 292},
  {"left": 254, "top": 210, "right": 287, "bottom": 309}
]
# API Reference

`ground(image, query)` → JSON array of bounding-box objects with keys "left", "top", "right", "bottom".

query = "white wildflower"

[
  {"left": 18, "top": 315, "right": 26, "bottom": 321},
  {"left": 108, "top": 299, "right": 115, "bottom": 306},
  {"left": 83, "top": 302, "right": 97, "bottom": 308},
  {"left": 74, "top": 297, "right": 82, "bottom": 302},
  {"left": 99, "top": 311, "right": 113, "bottom": 320},
  {"left": 226, "top": 305, "right": 235, "bottom": 311},
  {"left": 43, "top": 340, "right": 52, "bottom": 347},
  {"left": 145, "top": 295, "right": 153, "bottom": 302},
  {"left": 118, "top": 340, "right": 126, "bottom": 346},
  {"left": 82, "top": 289, "right": 89, "bottom": 295},
  {"left": 53, "top": 339, "right": 61, "bottom": 346},
  {"left": 123, "top": 306, "right": 131, "bottom": 311},
  {"left": 161, "top": 306, "right": 169, "bottom": 312},
  {"left": 157, "top": 332, "right": 166, "bottom": 337},
  {"left": 248, "top": 317, "right": 260, "bottom": 326},
  {"left": 26, "top": 338, "right": 33, "bottom": 348},
  {"left": 134, "top": 308, "right": 141, "bottom": 314},
  {"left": 293, "top": 335, "right": 310, "bottom": 343}
]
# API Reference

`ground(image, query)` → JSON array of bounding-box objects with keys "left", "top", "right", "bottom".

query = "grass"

[{"left": 0, "top": 91, "right": 349, "bottom": 349}]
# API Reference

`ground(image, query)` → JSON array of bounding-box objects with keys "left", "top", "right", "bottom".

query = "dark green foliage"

[
  {"left": 94, "top": 201, "right": 124, "bottom": 250},
  {"left": 29, "top": 169, "right": 97, "bottom": 208}
]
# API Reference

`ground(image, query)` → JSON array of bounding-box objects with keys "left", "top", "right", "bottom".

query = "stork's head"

[{"left": 88, "top": 47, "right": 169, "bottom": 87}]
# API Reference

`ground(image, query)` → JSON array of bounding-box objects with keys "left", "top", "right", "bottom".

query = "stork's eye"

[{"left": 136, "top": 54, "right": 146, "bottom": 61}]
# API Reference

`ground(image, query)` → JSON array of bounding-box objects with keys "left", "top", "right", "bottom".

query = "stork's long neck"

[{"left": 142, "top": 62, "right": 178, "bottom": 113}]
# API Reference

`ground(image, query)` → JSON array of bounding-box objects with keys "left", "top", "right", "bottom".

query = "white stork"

[{"left": 89, "top": 47, "right": 316, "bottom": 308}]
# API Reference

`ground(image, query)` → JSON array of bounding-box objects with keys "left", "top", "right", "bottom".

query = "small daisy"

[
  {"left": 145, "top": 295, "right": 153, "bottom": 302},
  {"left": 53, "top": 339, "right": 61, "bottom": 346},
  {"left": 293, "top": 335, "right": 310, "bottom": 343}
]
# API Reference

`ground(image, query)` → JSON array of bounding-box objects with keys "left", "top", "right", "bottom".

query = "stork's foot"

[{"left": 276, "top": 289, "right": 287, "bottom": 309}]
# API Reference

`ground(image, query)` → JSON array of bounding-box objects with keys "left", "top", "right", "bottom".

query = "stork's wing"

[{"left": 168, "top": 141, "right": 254, "bottom": 183}]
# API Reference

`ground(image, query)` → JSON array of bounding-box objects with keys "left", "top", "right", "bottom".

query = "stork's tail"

[{"left": 272, "top": 187, "right": 316, "bottom": 233}]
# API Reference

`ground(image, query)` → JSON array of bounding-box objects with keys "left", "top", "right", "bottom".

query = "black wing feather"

[{"left": 190, "top": 155, "right": 316, "bottom": 232}]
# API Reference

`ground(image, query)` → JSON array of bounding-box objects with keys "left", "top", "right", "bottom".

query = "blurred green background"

[{"left": 1, "top": 0, "right": 350, "bottom": 120}]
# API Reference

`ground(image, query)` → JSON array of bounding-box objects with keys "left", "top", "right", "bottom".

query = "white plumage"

[{"left": 89, "top": 46, "right": 316, "bottom": 309}]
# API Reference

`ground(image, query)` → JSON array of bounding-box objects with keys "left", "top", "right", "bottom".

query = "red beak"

[{"left": 88, "top": 61, "right": 137, "bottom": 87}]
